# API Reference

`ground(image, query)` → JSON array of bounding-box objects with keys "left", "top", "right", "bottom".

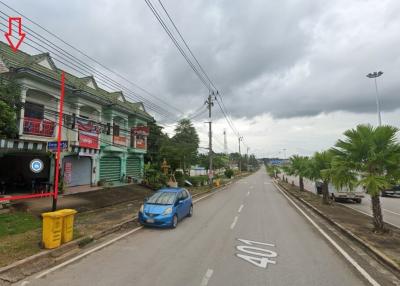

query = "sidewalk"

[{"left": 11, "top": 184, "right": 154, "bottom": 215}]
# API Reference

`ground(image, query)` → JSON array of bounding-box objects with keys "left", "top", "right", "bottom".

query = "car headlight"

[
  {"left": 139, "top": 204, "right": 144, "bottom": 213},
  {"left": 162, "top": 207, "right": 173, "bottom": 216}
]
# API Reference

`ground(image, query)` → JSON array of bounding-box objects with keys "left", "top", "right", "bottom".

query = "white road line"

[
  {"left": 273, "top": 182, "right": 381, "bottom": 286},
  {"left": 383, "top": 208, "right": 400, "bottom": 216},
  {"left": 339, "top": 203, "right": 400, "bottom": 229},
  {"left": 20, "top": 281, "right": 30, "bottom": 286},
  {"left": 246, "top": 191, "right": 250, "bottom": 196},
  {"left": 230, "top": 216, "right": 239, "bottom": 229},
  {"left": 238, "top": 204, "right": 244, "bottom": 213},
  {"left": 200, "top": 269, "right": 214, "bottom": 286},
  {"left": 35, "top": 226, "right": 143, "bottom": 279}
]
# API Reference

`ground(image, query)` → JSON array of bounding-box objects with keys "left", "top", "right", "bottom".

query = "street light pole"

[
  {"left": 238, "top": 136, "right": 243, "bottom": 173},
  {"left": 366, "top": 71, "right": 383, "bottom": 126}
]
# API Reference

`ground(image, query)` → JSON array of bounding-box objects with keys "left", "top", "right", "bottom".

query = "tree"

[
  {"left": 306, "top": 151, "right": 334, "bottom": 204},
  {"left": 0, "top": 77, "right": 21, "bottom": 138},
  {"left": 171, "top": 119, "right": 199, "bottom": 172},
  {"left": 331, "top": 124, "right": 400, "bottom": 233},
  {"left": 144, "top": 121, "right": 168, "bottom": 165},
  {"left": 286, "top": 155, "right": 309, "bottom": 191}
]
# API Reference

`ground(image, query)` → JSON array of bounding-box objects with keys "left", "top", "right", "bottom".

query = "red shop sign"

[{"left": 79, "top": 131, "right": 99, "bottom": 149}]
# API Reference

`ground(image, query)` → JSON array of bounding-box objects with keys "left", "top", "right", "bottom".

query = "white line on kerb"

[
  {"left": 35, "top": 226, "right": 143, "bottom": 279},
  {"left": 273, "top": 182, "right": 381, "bottom": 286},
  {"left": 246, "top": 191, "right": 250, "bottom": 196},
  {"left": 238, "top": 204, "right": 244, "bottom": 213},
  {"left": 230, "top": 216, "right": 239, "bottom": 229},
  {"left": 200, "top": 269, "right": 214, "bottom": 286}
]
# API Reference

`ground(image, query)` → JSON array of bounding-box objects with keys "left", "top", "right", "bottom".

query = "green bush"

[
  {"left": 189, "top": 175, "right": 208, "bottom": 186},
  {"left": 225, "top": 168, "right": 234, "bottom": 178}
]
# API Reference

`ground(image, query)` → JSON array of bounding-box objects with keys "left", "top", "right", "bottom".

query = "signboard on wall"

[
  {"left": 64, "top": 162, "right": 72, "bottom": 185},
  {"left": 135, "top": 136, "right": 146, "bottom": 149},
  {"left": 131, "top": 126, "right": 149, "bottom": 136},
  {"left": 47, "top": 141, "right": 68, "bottom": 152},
  {"left": 77, "top": 117, "right": 99, "bottom": 149},
  {"left": 79, "top": 132, "right": 99, "bottom": 149},
  {"left": 113, "top": 135, "right": 127, "bottom": 147}
]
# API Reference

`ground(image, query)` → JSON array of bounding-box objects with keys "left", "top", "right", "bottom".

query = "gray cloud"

[{"left": 4, "top": 0, "right": 400, "bottom": 123}]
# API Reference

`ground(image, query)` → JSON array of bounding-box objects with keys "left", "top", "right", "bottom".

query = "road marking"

[
  {"left": 35, "top": 226, "right": 144, "bottom": 279},
  {"left": 20, "top": 281, "right": 30, "bottom": 286},
  {"left": 231, "top": 216, "right": 239, "bottom": 229},
  {"left": 339, "top": 203, "right": 400, "bottom": 229},
  {"left": 273, "top": 182, "right": 381, "bottom": 286},
  {"left": 246, "top": 191, "right": 250, "bottom": 196},
  {"left": 235, "top": 238, "right": 277, "bottom": 268},
  {"left": 200, "top": 269, "right": 214, "bottom": 286},
  {"left": 238, "top": 204, "right": 244, "bottom": 213},
  {"left": 383, "top": 208, "right": 400, "bottom": 216}
]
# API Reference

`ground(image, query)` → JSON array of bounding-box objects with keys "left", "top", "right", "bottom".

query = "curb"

[
  {"left": 0, "top": 175, "right": 243, "bottom": 284},
  {"left": 275, "top": 180, "right": 400, "bottom": 277}
]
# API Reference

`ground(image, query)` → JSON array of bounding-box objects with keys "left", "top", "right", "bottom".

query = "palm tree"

[
  {"left": 287, "top": 155, "right": 309, "bottom": 191},
  {"left": 306, "top": 151, "right": 334, "bottom": 205},
  {"left": 331, "top": 124, "right": 400, "bottom": 233}
]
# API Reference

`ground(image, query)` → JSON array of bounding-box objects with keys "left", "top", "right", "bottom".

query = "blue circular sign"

[{"left": 30, "top": 159, "right": 44, "bottom": 173}]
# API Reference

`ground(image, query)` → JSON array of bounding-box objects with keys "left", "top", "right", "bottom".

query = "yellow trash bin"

[
  {"left": 42, "top": 211, "right": 63, "bottom": 249},
  {"left": 57, "top": 209, "right": 77, "bottom": 244},
  {"left": 214, "top": 179, "right": 221, "bottom": 187}
]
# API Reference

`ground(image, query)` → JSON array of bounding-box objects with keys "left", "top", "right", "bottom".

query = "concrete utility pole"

[
  {"left": 223, "top": 128, "right": 228, "bottom": 155},
  {"left": 238, "top": 136, "right": 243, "bottom": 172},
  {"left": 366, "top": 71, "right": 383, "bottom": 126},
  {"left": 206, "top": 92, "right": 214, "bottom": 184}
]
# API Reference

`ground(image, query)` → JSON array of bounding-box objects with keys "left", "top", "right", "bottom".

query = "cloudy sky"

[{"left": 3, "top": 0, "right": 400, "bottom": 157}]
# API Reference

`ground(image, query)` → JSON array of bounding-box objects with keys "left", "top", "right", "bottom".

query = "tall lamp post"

[{"left": 366, "top": 71, "right": 383, "bottom": 126}]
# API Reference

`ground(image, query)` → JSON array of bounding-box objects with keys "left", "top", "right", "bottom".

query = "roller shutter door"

[
  {"left": 99, "top": 157, "right": 121, "bottom": 182},
  {"left": 126, "top": 156, "right": 142, "bottom": 179},
  {"left": 63, "top": 156, "right": 91, "bottom": 186}
]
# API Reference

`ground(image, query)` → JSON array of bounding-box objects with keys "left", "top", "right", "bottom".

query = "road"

[
  {"left": 23, "top": 169, "right": 376, "bottom": 286},
  {"left": 284, "top": 174, "right": 400, "bottom": 228}
]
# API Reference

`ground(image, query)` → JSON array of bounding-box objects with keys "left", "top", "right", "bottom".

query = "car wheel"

[
  {"left": 172, "top": 215, "right": 178, "bottom": 228},
  {"left": 381, "top": 191, "right": 387, "bottom": 197},
  {"left": 188, "top": 205, "right": 193, "bottom": 217},
  {"left": 355, "top": 198, "right": 362, "bottom": 204}
]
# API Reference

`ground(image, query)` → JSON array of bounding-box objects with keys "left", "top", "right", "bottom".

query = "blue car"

[{"left": 138, "top": 188, "right": 193, "bottom": 228}]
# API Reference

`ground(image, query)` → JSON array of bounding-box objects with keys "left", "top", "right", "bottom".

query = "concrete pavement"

[{"left": 19, "top": 169, "right": 390, "bottom": 286}]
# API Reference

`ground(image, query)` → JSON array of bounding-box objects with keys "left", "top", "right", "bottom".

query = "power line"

[{"left": 0, "top": 0, "right": 182, "bottom": 116}]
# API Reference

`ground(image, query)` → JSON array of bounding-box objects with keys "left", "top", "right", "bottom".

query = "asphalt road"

[
  {"left": 285, "top": 174, "right": 400, "bottom": 228},
  {"left": 24, "top": 169, "right": 370, "bottom": 286}
]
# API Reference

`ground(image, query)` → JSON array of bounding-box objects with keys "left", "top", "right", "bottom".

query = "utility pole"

[
  {"left": 223, "top": 128, "right": 228, "bottom": 155},
  {"left": 206, "top": 92, "right": 214, "bottom": 184},
  {"left": 238, "top": 136, "right": 243, "bottom": 172}
]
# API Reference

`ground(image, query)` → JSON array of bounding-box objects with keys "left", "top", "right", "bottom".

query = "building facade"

[{"left": 0, "top": 41, "right": 152, "bottom": 194}]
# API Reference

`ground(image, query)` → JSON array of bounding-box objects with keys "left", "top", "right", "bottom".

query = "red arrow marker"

[{"left": 5, "top": 17, "right": 26, "bottom": 52}]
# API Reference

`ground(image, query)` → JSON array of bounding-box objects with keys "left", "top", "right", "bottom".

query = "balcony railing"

[{"left": 23, "top": 117, "right": 55, "bottom": 137}]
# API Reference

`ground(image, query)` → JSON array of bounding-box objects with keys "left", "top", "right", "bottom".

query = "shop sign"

[
  {"left": 113, "top": 135, "right": 127, "bottom": 147},
  {"left": 135, "top": 136, "right": 146, "bottom": 149},
  {"left": 64, "top": 162, "right": 72, "bottom": 185},
  {"left": 79, "top": 131, "right": 99, "bottom": 149},
  {"left": 47, "top": 141, "right": 68, "bottom": 152},
  {"left": 131, "top": 126, "right": 149, "bottom": 136}
]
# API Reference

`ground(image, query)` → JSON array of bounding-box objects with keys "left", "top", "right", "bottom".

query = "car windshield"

[{"left": 146, "top": 191, "right": 176, "bottom": 205}]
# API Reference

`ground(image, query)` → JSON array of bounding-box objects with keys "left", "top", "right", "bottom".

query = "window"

[
  {"left": 113, "top": 124, "right": 120, "bottom": 136},
  {"left": 181, "top": 190, "right": 188, "bottom": 200},
  {"left": 24, "top": 102, "right": 44, "bottom": 119}
]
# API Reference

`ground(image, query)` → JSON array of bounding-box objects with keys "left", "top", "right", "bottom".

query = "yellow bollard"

[
  {"left": 56, "top": 209, "right": 77, "bottom": 243},
  {"left": 41, "top": 211, "right": 63, "bottom": 249}
]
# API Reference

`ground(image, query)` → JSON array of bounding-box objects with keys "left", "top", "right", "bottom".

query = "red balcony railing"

[{"left": 23, "top": 117, "right": 55, "bottom": 137}]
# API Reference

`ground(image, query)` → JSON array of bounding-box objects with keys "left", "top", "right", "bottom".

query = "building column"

[{"left": 18, "top": 87, "right": 28, "bottom": 137}]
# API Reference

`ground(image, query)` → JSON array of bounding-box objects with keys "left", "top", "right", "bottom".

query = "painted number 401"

[{"left": 235, "top": 238, "right": 277, "bottom": 269}]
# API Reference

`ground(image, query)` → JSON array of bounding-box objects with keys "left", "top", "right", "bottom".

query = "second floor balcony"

[{"left": 23, "top": 117, "right": 55, "bottom": 137}]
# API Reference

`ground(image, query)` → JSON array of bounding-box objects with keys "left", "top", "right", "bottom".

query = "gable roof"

[{"left": 0, "top": 40, "right": 152, "bottom": 121}]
